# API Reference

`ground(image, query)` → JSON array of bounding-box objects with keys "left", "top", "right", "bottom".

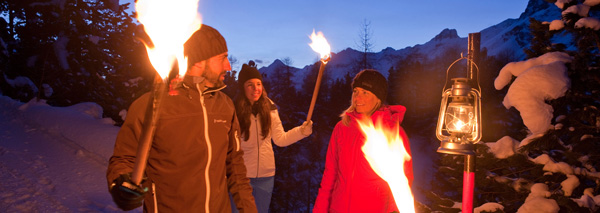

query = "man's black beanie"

[
  {"left": 351, "top": 69, "right": 388, "bottom": 103},
  {"left": 184, "top": 24, "right": 228, "bottom": 69}
]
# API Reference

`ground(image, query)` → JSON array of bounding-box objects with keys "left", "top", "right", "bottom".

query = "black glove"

[{"left": 109, "top": 173, "right": 148, "bottom": 211}]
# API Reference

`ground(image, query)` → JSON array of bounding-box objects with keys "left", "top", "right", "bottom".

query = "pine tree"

[
  {"left": 267, "top": 58, "right": 298, "bottom": 117},
  {"left": 220, "top": 55, "right": 238, "bottom": 99},
  {"left": 0, "top": 1, "right": 151, "bottom": 124},
  {"left": 222, "top": 69, "right": 237, "bottom": 99},
  {"left": 329, "top": 72, "right": 352, "bottom": 116},
  {"left": 355, "top": 19, "right": 374, "bottom": 71},
  {"left": 524, "top": 18, "right": 562, "bottom": 58}
]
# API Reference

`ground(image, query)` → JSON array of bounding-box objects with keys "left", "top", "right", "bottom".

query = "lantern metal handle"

[{"left": 442, "top": 56, "right": 481, "bottom": 93}]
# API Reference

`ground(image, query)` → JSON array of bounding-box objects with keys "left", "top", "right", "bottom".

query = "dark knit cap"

[
  {"left": 184, "top": 24, "right": 228, "bottom": 69},
  {"left": 238, "top": 61, "right": 262, "bottom": 86},
  {"left": 352, "top": 69, "right": 388, "bottom": 102}
]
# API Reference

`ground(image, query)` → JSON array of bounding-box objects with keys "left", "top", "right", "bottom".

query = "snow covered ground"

[
  {"left": 0, "top": 93, "right": 434, "bottom": 212},
  {"left": 0, "top": 95, "right": 139, "bottom": 212}
]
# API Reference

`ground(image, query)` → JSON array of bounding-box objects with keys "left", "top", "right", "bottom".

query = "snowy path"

[{"left": 0, "top": 96, "right": 137, "bottom": 212}]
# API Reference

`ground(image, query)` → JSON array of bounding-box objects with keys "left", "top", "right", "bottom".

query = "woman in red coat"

[{"left": 313, "top": 69, "right": 413, "bottom": 213}]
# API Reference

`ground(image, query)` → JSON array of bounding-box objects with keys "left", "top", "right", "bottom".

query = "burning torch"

[
  {"left": 306, "top": 30, "right": 331, "bottom": 122},
  {"left": 130, "top": 0, "right": 202, "bottom": 185},
  {"left": 359, "top": 118, "right": 416, "bottom": 213}
]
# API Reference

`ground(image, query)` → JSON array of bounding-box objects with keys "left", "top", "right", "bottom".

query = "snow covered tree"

[
  {"left": 427, "top": 0, "right": 600, "bottom": 212},
  {"left": 524, "top": 17, "right": 564, "bottom": 58}
]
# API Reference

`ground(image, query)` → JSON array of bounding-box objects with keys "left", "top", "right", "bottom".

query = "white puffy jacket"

[{"left": 240, "top": 105, "right": 308, "bottom": 178}]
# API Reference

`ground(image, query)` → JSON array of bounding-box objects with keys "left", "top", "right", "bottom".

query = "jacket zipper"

[
  {"left": 348, "top": 129, "right": 359, "bottom": 211},
  {"left": 152, "top": 183, "right": 158, "bottom": 213},
  {"left": 234, "top": 131, "right": 240, "bottom": 152},
  {"left": 254, "top": 116, "right": 260, "bottom": 178},
  {"left": 197, "top": 84, "right": 212, "bottom": 213}
]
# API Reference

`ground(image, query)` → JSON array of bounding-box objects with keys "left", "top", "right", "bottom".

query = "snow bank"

[
  {"left": 517, "top": 183, "right": 559, "bottom": 213},
  {"left": 486, "top": 136, "right": 520, "bottom": 159},
  {"left": 17, "top": 98, "right": 119, "bottom": 162},
  {"left": 475, "top": 202, "right": 504, "bottom": 213},
  {"left": 495, "top": 52, "right": 572, "bottom": 135}
]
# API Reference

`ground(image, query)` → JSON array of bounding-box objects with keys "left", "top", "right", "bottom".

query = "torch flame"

[
  {"left": 358, "top": 118, "right": 415, "bottom": 213},
  {"left": 136, "top": 0, "right": 202, "bottom": 79},
  {"left": 309, "top": 30, "right": 331, "bottom": 60}
]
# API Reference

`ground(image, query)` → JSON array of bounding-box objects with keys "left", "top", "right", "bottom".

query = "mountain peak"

[
  {"left": 431, "top": 28, "right": 459, "bottom": 41},
  {"left": 521, "top": 0, "right": 553, "bottom": 19},
  {"left": 264, "top": 59, "right": 285, "bottom": 69}
]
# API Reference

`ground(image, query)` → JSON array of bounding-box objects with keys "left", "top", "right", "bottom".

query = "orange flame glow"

[
  {"left": 309, "top": 30, "right": 331, "bottom": 60},
  {"left": 136, "top": 0, "right": 202, "bottom": 79},
  {"left": 358, "top": 118, "right": 415, "bottom": 213}
]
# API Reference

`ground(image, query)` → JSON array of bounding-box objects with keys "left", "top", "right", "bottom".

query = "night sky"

[{"left": 123, "top": 0, "right": 528, "bottom": 70}]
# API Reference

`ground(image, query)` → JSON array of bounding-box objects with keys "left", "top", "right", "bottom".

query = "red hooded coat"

[{"left": 313, "top": 105, "right": 413, "bottom": 213}]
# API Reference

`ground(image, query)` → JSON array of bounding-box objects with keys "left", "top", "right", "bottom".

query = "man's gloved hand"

[
  {"left": 300, "top": 120, "right": 313, "bottom": 136},
  {"left": 109, "top": 173, "right": 148, "bottom": 211}
]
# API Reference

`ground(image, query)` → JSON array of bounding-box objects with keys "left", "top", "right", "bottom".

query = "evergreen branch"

[{"left": 493, "top": 165, "right": 539, "bottom": 177}]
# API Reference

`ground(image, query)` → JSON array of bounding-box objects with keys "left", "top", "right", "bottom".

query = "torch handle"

[
  {"left": 131, "top": 75, "right": 167, "bottom": 185},
  {"left": 307, "top": 61, "right": 327, "bottom": 122}
]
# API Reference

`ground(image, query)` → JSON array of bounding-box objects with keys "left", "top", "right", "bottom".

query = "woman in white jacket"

[{"left": 232, "top": 61, "right": 312, "bottom": 213}]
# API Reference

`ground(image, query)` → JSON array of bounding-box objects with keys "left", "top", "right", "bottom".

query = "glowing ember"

[
  {"left": 358, "top": 118, "right": 415, "bottom": 213},
  {"left": 308, "top": 30, "right": 331, "bottom": 60},
  {"left": 136, "top": 0, "right": 202, "bottom": 78}
]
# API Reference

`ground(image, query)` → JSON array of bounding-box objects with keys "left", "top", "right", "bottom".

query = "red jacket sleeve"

[
  {"left": 313, "top": 123, "right": 342, "bottom": 213},
  {"left": 399, "top": 126, "right": 413, "bottom": 186}
]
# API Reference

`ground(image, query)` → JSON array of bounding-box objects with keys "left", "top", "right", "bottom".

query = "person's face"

[
  {"left": 202, "top": 52, "right": 231, "bottom": 88},
  {"left": 243, "top": 78, "right": 263, "bottom": 104},
  {"left": 352, "top": 87, "right": 379, "bottom": 115}
]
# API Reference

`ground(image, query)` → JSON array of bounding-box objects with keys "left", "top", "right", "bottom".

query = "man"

[{"left": 107, "top": 25, "right": 257, "bottom": 213}]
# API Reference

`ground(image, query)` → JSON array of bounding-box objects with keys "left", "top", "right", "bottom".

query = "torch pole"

[
  {"left": 131, "top": 74, "right": 168, "bottom": 185},
  {"left": 306, "top": 56, "right": 330, "bottom": 122}
]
